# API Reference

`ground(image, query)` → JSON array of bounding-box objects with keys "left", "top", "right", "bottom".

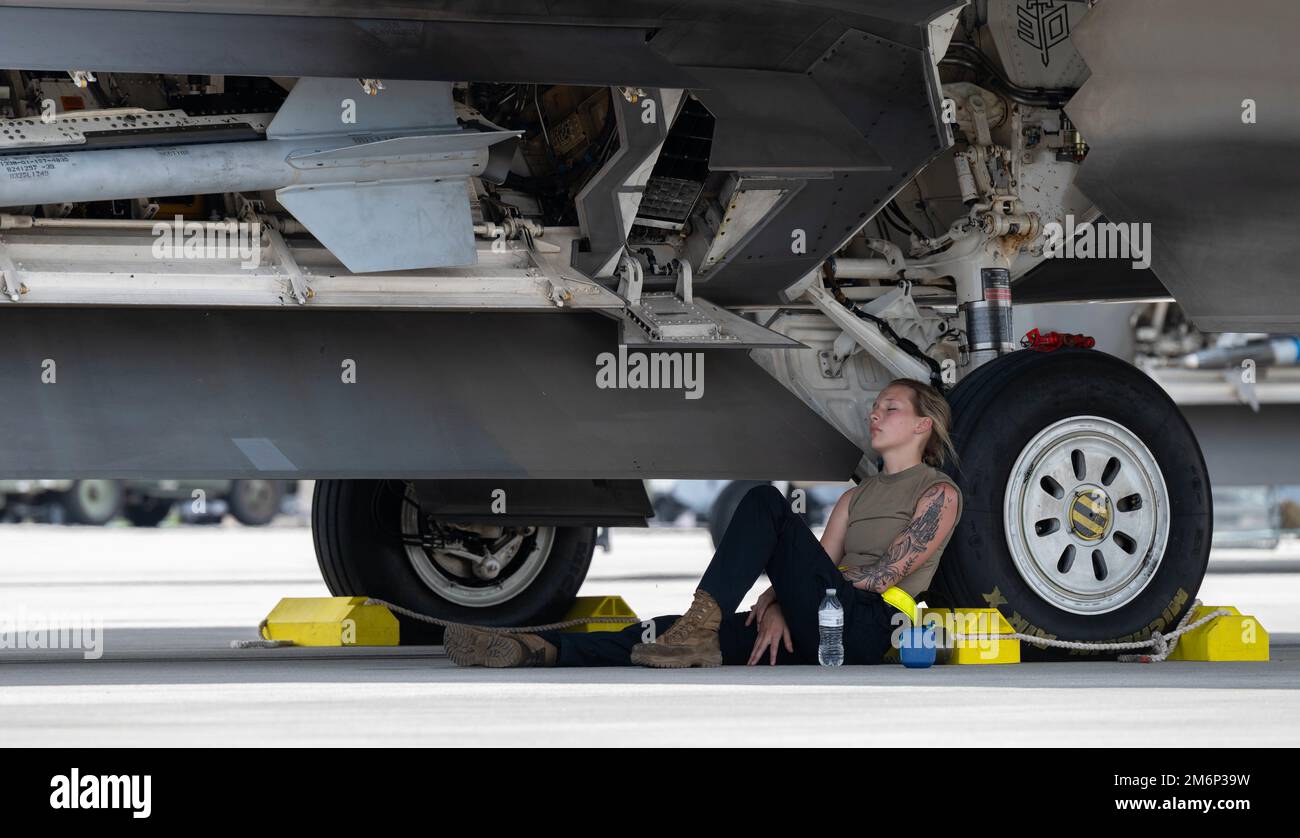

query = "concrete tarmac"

[{"left": 1, "top": 524, "right": 1296, "bottom": 746}]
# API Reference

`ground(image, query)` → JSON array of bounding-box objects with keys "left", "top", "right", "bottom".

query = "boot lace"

[{"left": 661, "top": 592, "right": 716, "bottom": 644}]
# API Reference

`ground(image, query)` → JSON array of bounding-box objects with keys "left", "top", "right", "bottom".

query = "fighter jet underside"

[
  {"left": 0, "top": 0, "right": 1294, "bottom": 482},
  {"left": 2, "top": 0, "right": 1291, "bottom": 651}
]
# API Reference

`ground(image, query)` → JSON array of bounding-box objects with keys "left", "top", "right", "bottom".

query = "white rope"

[
  {"left": 230, "top": 598, "right": 637, "bottom": 649},
  {"left": 367, "top": 597, "right": 640, "bottom": 633},
  {"left": 233, "top": 597, "right": 1228, "bottom": 662},
  {"left": 938, "top": 600, "right": 1229, "bottom": 663}
]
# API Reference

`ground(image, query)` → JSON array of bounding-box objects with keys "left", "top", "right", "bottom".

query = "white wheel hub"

[
  {"left": 1003, "top": 416, "right": 1170, "bottom": 615},
  {"left": 400, "top": 484, "right": 554, "bottom": 607}
]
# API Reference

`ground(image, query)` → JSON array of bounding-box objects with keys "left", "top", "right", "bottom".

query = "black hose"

[
  {"left": 941, "top": 42, "right": 1076, "bottom": 109},
  {"left": 877, "top": 208, "right": 914, "bottom": 240},
  {"left": 825, "top": 272, "right": 946, "bottom": 390},
  {"left": 885, "top": 200, "right": 928, "bottom": 240}
]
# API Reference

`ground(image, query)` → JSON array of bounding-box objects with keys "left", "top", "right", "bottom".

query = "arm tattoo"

[{"left": 842, "top": 484, "right": 949, "bottom": 593}]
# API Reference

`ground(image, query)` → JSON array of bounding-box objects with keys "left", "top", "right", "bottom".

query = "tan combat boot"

[
  {"left": 630, "top": 589, "right": 723, "bottom": 668},
  {"left": 443, "top": 624, "right": 557, "bottom": 667}
]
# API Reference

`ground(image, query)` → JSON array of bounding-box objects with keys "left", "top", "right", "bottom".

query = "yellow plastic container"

[
  {"left": 879, "top": 587, "right": 919, "bottom": 664},
  {"left": 1166, "top": 605, "right": 1269, "bottom": 662},
  {"left": 559, "top": 595, "right": 639, "bottom": 633},
  {"left": 260, "top": 596, "right": 400, "bottom": 646},
  {"left": 920, "top": 607, "right": 1020, "bottom": 664}
]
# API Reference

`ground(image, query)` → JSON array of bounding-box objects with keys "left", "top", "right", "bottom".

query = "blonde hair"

[{"left": 882, "top": 378, "right": 960, "bottom": 470}]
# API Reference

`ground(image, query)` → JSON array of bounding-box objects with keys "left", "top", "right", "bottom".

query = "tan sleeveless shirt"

[{"left": 838, "top": 462, "right": 963, "bottom": 599}]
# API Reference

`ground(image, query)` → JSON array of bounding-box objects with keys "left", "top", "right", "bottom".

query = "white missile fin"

[
  {"left": 277, "top": 178, "right": 476, "bottom": 273},
  {"left": 286, "top": 129, "right": 520, "bottom": 166},
  {"left": 268, "top": 78, "right": 459, "bottom": 139}
]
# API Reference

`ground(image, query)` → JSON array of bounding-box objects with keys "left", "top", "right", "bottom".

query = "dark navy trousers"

[{"left": 534, "top": 485, "right": 903, "bottom": 666}]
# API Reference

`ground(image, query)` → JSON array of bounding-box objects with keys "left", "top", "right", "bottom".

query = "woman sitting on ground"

[{"left": 445, "top": 377, "right": 963, "bottom": 667}]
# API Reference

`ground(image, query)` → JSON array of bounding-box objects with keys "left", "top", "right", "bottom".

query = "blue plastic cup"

[{"left": 898, "top": 625, "right": 938, "bottom": 668}]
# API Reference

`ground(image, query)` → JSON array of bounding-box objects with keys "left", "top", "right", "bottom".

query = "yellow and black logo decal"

[{"left": 1069, "top": 487, "right": 1111, "bottom": 541}]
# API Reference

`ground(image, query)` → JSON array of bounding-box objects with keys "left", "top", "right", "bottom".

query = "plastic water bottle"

[{"left": 818, "top": 588, "right": 844, "bottom": 666}]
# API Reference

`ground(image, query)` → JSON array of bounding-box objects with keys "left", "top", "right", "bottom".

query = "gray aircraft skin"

[
  {"left": 0, "top": 0, "right": 960, "bottom": 306},
  {"left": 2, "top": 0, "right": 1295, "bottom": 325},
  {"left": 0, "top": 0, "right": 1296, "bottom": 480},
  {"left": 0, "top": 0, "right": 960, "bottom": 481},
  {"left": 1, "top": 0, "right": 1284, "bottom": 649}
]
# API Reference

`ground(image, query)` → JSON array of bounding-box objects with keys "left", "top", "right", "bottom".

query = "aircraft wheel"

[
  {"left": 124, "top": 497, "right": 173, "bottom": 527},
  {"left": 62, "top": 480, "right": 124, "bottom": 526},
  {"left": 931, "top": 349, "right": 1212, "bottom": 659},
  {"left": 228, "top": 479, "right": 284, "bottom": 526},
  {"left": 709, "top": 481, "right": 771, "bottom": 549},
  {"left": 312, "top": 480, "right": 595, "bottom": 643}
]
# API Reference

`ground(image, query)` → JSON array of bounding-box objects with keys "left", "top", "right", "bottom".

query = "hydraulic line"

[
  {"left": 940, "top": 42, "right": 1075, "bottom": 109},
  {"left": 825, "top": 271, "right": 945, "bottom": 390}
]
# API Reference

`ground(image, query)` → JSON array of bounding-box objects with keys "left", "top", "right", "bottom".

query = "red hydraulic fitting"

[{"left": 1020, "top": 328, "right": 1096, "bottom": 352}]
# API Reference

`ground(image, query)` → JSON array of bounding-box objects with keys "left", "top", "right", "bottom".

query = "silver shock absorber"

[{"left": 960, "top": 266, "right": 1015, "bottom": 370}]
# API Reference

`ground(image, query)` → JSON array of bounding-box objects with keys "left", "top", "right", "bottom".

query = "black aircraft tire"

[
  {"left": 930, "top": 349, "right": 1212, "bottom": 661},
  {"left": 312, "top": 480, "right": 596, "bottom": 644}
]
